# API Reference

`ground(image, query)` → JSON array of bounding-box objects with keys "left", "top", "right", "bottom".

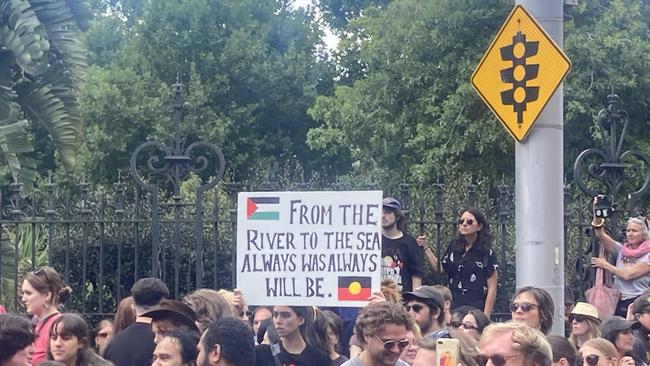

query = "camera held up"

[{"left": 594, "top": 194, "right": 614, "bottom": 218}]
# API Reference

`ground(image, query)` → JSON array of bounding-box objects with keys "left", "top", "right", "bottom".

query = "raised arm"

[
  {"left": 417, "top": 235, "right": 440, "bottom": 272},
  {"left": 592, "top": 218, "right": 619, "bottom": 255}
]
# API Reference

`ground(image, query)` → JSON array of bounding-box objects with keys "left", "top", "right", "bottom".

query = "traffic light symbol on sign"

[{"left": 499, "top": 31, "right": 539, "bottom": 125}]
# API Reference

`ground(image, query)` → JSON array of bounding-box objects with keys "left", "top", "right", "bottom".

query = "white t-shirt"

[{"left": 613, "top": 242, "right": 650, "bottom": 299}]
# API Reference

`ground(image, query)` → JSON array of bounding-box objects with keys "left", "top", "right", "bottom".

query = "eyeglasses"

[
  {"left": 97, "top": 332, "right": 110, "bottom": 338},
  {"left": 509, "top": 302, "right": 538, "bottom": 313},
  {"left": 580, "top": 354, "right": 610, "bottom": 366},
  {"left": 458, "top": 218, "right": 475, "bottom": 225},
  {"left": 374, "top": 335, "right": 410, "bottom": 351},
  {"left": 405, "top": 303, "right": 425, "bottom": 313},
  {"left": 474, "top": 353, "right": 521, "bottom": 366},
  {"left": 449, "top": 320, "right": 462, "bottom": 328},
  {"left": 460, "top": 322, "right": 478, "bottom": 331}
]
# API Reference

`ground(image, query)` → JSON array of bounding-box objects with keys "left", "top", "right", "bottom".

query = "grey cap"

[
  {"left": 601, "top": 316, "right": 640, "bottom": 339},
  {"left": 403, "top": 286, "right": 444, "bottom": 309},
  {"left": 382, "top": 197, "right": 402, "bottom": 211}
]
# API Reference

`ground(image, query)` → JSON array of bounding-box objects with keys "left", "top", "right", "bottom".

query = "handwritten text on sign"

[{"left": 236, "top": 191, "right": 382, "bottom": 307}]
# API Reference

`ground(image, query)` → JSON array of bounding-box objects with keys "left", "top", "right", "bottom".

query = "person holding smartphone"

[{"left": 591, "top": 196, "right": 650, "bottom": 317}]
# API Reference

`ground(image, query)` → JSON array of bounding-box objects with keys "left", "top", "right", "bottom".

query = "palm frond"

[
  {"left": 0, "top": 0, "right": 90, "bottom": 185},
  {"left": 0, "top": 0, "right": 51, "bottom": 77},
  {"left": 16, "top": 79, "right": 82, "bottom": 170},
  {"left": 0, "top": 120, "right": 38, "bottom": 190},
  {"left": 28, "top": 0, "right": 93, "bottom": 87}
]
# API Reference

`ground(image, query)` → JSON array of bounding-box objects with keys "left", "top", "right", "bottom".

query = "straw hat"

[{"left": 570, "top": 302, "right": 600, "bottom": 321}]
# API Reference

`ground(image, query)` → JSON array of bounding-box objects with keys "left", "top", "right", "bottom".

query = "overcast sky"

[{"left": 292, "top": 0, "right": 339, "bottom": 50}]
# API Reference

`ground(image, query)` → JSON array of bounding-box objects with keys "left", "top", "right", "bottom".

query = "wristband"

[{"left": 591, "top": 218, "right": 605, "bottom": 228}]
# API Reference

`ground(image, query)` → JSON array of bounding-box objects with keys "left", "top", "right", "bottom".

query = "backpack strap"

[{"left": 270, "top": 343, "right": 282, "bottom": 366}]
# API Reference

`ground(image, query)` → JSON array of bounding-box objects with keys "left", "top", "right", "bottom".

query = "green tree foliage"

[
  {"left": 308, "top": 0, "right": 650, "bottom": 189},
  {"left": 564, "top": 0, "right": 650, "bottom": 186},
  {"left": 0, "top": 0, "right": 92, "bottom": 190},
  {"left": 308, "top": 0, "right": 514, "bottom": 188},
  {"left": 79, "top": 0, "right": 335, "bottom": 184},
  {"left": 318, "top": 0, "right": 390, "bottom": 31}
]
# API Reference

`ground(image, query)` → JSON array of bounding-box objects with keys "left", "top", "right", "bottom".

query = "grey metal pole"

[{"left": 515, "top": 0, "right": 565, "bottom": 336}]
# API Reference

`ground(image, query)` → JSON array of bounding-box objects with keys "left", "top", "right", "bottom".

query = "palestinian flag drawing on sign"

[
  {"left": 246, "top": 197, "right": 280, "bottom": 220},
  {"left": 338, "top": 276, "right": 372, "bottom": 301}
]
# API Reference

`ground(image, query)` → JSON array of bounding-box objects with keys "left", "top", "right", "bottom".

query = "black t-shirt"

[
  {"left": 255, "top": 343, "right": 332, "bottom": 366},
  {"left": 104, "top": 321, "right": 155, "bottom": 366},
  {"left": 441, "top": 242, "right": 498, "bottom": 310},
  {"left": 381, "top": 233, "right": 425, "bottom": 292}
]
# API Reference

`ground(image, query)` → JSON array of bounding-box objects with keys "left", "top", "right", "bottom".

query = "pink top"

[{"left": 32, "top": 312, "right": 61, "bottom": 366}]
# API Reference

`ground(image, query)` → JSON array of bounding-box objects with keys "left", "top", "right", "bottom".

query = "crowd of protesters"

[{"left": 3, "top": 197, "right": 650, "bottom": 366}]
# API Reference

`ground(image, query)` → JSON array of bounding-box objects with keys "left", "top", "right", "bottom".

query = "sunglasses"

[
  {"left": 374, "top": 335, "right": 410, "bottom": 351},
  {"left": 460, "top": 322, "right": 478, "bottom": 331},
  {"left": 474, "top": 353, "right": 521, "bottom": 366},
  {"left": 509, "top": 302, "right": 538, "bottom": 313},
  {"left": 405, "top": 304, "right": 425, "bottom": 313},
  {"left": 569, "top": 314, "right": 587, "bottom": 323},
  {"left": 458, "top": 218, "right": 475, "bottom": 225},
  {"left": 34, "top": 267, "right": 52, "bottom": 290},
  {"left": 580, "top": 354, "right": 610, "bottom": 366},
  {"left": 449, "top": 321, "right": 462, "bottom": 328}
]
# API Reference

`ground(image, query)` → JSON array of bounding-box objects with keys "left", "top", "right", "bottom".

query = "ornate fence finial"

[
  {"left": 129, "top": 82, "right": 226, "bottom": 280},
  {"left": 573, "top": 94, "right": 650, "bottom": 232}
]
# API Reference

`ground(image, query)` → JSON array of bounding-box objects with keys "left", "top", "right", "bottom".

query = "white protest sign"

[{"left": 236, "top": 191, "right": 382, "bottom": 307}]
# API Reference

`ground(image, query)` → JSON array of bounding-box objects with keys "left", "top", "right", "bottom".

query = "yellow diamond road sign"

[{"left": 471, "top": 4, "right": 571, "bottom": 142}]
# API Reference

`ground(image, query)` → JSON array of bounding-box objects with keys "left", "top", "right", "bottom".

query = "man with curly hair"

[{"left": 342, "top": 302, "right": 411, "bottom": 366}]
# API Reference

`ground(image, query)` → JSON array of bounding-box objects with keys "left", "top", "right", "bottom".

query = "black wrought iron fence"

[{"left": 0, "top": 174, "right": 610, "bottom": 322}]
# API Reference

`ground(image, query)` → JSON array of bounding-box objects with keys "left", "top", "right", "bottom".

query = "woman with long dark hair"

[
  {"left": 22, "top": 266, "right": 72, "bottom": 365},
  {"left": 48, "top": 314, "right": 112, "bottom": 366},
  {"left": 438, "top": 208, "right": 498, "bottom": 316},
  {"left": 255, "top": 306, "right": 331, "bottom": 366},
  {"left": 600, "top": 317, "right": 642, "bottom": 366},
  {"left": 459, "top": 308, "right": 491, "bottom": 340}
]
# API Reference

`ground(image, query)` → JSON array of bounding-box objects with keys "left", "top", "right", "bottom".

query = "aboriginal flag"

[{"left": 338, "top": 276, "right": 372, "bottom": 301}]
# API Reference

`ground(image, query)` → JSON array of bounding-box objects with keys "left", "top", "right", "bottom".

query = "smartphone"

[{"left": 436, "top": 338, "right": 460, "bottom": 366}]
